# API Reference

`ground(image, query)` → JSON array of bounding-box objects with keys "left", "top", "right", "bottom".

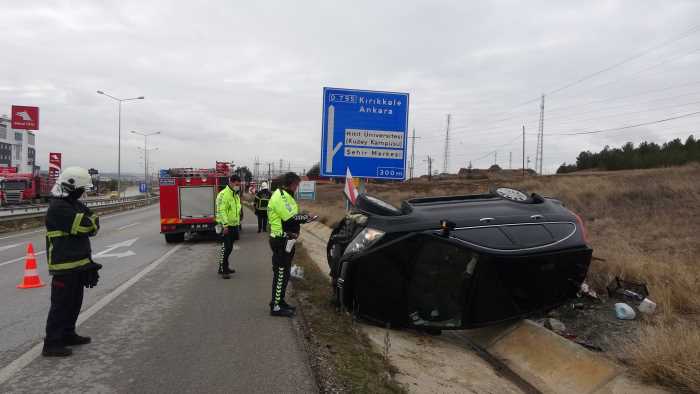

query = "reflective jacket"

[
  {"left": 254, "top": 189, "right": 272, "bottom": 213},
  {"left": 45, "top": 197, "right": 99, "bottom": 275},
  {"left": 267, "top": 188, "right": 299, "bottom": 238},
  {"left": 216, "top": 185, "right": 241, "bottom": 227}
]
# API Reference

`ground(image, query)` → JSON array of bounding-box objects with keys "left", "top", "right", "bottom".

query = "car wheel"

[
  {"left": 164, "top": 233, "right": 184, "bottom": 243},
  {"left": 337, "top": 261, "right": 354, "bottom": 312}
]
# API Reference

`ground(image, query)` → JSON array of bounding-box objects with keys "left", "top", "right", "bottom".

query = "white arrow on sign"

[
  {"left": 325, "top": 105, "right": 342, "bottom": 173},
  {"left": 94, "top": 238, "right": 138, "bottom": 259}
]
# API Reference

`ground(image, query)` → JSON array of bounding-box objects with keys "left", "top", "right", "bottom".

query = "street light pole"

[
  {"left": 132, "top": 131, "right": 160, "bottom": 204},
  {"left": 97, "top": 90, "right": 144, "bottom": 197}
]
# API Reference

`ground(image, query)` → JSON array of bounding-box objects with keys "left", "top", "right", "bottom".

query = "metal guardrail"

[{"left": 0, "top": 196, "right": 157, "bottom": 222}]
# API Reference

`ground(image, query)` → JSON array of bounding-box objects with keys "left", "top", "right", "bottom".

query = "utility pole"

[
  {"left": 409, "top": 128, "right": 421, "bottom": 182},
  {"left": 522, "top": 125, "right": 526, "bottom": 177},
  {"left": 443, "top": 114, "right": 451, "bottom": 174},
  {"left": 536, "top": 94, "right": 545, "bottom": 175},
  {"left": 509, "top": 151, "right": 512, "bottom": 169},
  {"left": 494, "top": 151, "right": 498, "bottom": 166},
  {"left": 267, "top": 162, "right": 271, "bottom": 180},
  {"left": 425, "top": 155, "right": 433, "bottom": 181}
]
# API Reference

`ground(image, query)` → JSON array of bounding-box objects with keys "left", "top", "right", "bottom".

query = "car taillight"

[{"left": 572, "top": 211, "right": 589, "bottom": 244}]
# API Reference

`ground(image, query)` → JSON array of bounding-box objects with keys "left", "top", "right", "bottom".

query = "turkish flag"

[{"left": 344, "top": 167, "right": 358, "bottom": 205}]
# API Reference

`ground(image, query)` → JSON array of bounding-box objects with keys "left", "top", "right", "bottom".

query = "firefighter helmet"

[{"left": 57, "top": 167, "right": 93, "bottom": 191}]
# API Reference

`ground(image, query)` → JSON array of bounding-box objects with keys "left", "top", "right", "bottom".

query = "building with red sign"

[{"left": 0, "top": 114, "right": 36, "bottom": 173}]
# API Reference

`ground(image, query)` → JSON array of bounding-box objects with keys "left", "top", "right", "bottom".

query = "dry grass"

[{"left": 299, "top": 163, "right": 700, "bottom": 392}]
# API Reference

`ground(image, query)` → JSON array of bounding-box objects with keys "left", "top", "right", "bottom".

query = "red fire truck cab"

[{"left": 159, "top": 163, "right": 232, "bottom": 243}]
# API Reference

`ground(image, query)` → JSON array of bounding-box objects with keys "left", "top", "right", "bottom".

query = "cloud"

[{"left": 0, "top": 0, "right": 698, "bottom": 177}]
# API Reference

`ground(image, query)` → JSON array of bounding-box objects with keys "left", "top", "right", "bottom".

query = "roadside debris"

[
  {"left": 544, "top": 318, "right": 567, "bottom": 333},
  {"left": 290, "top": 265, "right": 305, "bottom": 280},
  {"left": 614, "top": 303, "right": 636, "bottom": 320},
  {"left": 578, "top": 282, "right": 599, "bottom": 300},
  {"left": 607, "top": 276, "right": 648, "bottom": 302},
  {"left": 638, "top": 298, "right": 657, "bottom": 314}
]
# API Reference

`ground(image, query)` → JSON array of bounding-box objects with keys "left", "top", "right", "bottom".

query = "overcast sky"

[{"left": 1, "top": 0, "right": 699, "bottom": 176}]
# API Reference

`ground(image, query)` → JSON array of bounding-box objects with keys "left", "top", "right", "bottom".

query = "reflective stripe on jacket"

[
  {"left": 216, "top": 185, "right": 241, "bottom": 227},
  {"left": 45, "top": 198, "right": 99, "bottom": 275},
  {"left": 267, "top": 189, "right": 298, "bottom": 238}
]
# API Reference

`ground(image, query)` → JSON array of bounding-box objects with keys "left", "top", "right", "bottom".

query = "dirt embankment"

[{"left": 299, "top": 164, "right": 700, "bottom": 393}]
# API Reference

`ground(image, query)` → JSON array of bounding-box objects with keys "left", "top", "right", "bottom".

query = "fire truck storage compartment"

[{"left": 179, "top": 186, "right": 215, "bottom": 218}]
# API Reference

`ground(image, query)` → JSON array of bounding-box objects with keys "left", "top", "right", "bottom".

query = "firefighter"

[
  {"left": 216, "top": 174, "right": 242, "bottom": 279},
  {"left": 267, "top": 172, "right": 315, "bottom": 317},
  {"left": 254, "top": 182, "right": 271, "bottom": 233},
  {"left": 43, "top": 167, "right": 102, "bottom": 357}
]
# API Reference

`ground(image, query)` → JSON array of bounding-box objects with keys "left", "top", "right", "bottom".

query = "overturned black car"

[{"left": 327, "top": 188, "right": 592, "bottom": 330}]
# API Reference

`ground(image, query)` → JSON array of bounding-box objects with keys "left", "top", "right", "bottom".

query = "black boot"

[
  {"left": 42, "top": 344, "right": 73, "bottom": 357},
  {"left": 63, "top": 334, "right": 91, "bottom": 346},
  {"left": 280, "top": 300, "right": 296, "bottom": 311},
  {"left": 270, "top": 305, "right": 295, "bottom": 317}
]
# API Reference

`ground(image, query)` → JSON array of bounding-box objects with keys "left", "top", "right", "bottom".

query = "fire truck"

[
  {"left": 159, "top": 162, "right": 233, "bottom": 243},
  {"left": 0, "top": 168, "right": 54, "bottom": 206}
]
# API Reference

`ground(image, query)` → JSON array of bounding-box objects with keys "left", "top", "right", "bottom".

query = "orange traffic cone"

[{"left": 17, "top": 243, "right": 45, "bottom": 289}]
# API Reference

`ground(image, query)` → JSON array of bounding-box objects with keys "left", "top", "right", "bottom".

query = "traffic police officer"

[
  {"left": 267, "top": 172, "right": 315, "bottom": 317},
  {"left": 216, "top": 174, "right": 242, "bottom": 279},
  {"left": 43, "top": 167, "right": 102, "bottom": 357},
  {"left": 254, "top": 181, "right": 271, "bottom": 233}
]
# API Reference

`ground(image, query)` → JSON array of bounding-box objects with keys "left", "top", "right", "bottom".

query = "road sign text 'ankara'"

[{"left": 321, "top": 87, "right": 409, "bottom": 180}]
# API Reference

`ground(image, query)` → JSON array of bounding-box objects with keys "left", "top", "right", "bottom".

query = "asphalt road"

[{"left": 0, "top": 205, "right": 317, "bottom": 393}]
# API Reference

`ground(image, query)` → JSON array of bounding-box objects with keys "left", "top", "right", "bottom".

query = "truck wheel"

[{"left": 164, "top": 233, "right": 184, "bottom": 243}]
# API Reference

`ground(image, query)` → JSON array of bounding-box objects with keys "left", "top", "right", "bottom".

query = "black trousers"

[
  {"left": 218, "top": 227, "right": 238, "bottom": 273},
  {"left": 45, "top": 272, "right": 84, "bottom": 346},
  {"left": 269, "top": 237, "right": 295, "bottom": 307},
  {"left": 256, "top": 211, "right": 268, "bottom": 232}
]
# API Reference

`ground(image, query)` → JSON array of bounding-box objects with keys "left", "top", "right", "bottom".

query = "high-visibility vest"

[
  {"left": 267, "top": 189, "right": 298, "bottom": 238},
  {"left": 216, "top": 185, "right": 241, "bottom": 227}
]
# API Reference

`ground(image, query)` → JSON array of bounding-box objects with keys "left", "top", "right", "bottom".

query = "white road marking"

[
  {"left": 0, "top": 244, "right": 183, "bottom": 386},
  {"left": 0, "top": 237, "right": 138, "bottom": 268},
  {"left": 117, "top": 222, "right": 140, "bottom": 231},
  {"left": 0, "top": 204, "right": 155, "bottom": 241},
  {"left": 0, "top": 230, "right": 42, "bottom": 241},
  {"left": 93, "top": 238, "right": 138, "bottom": 259},
  {"left": 0, "top": 243, "right": 22, "bottom": 252},
  {"left": 0, "top": 251, "right": 46, "bottom": 267}
]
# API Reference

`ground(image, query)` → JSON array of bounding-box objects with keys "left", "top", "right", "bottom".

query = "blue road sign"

[
  {"left": 139, "top": 182, "right": 147, "bottom": 193},
  {"left": 321, "top": 87, "right": 409, "bottom": 180}
]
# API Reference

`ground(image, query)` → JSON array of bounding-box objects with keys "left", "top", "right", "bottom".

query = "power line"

[
  {"left": 545, "top": 24, "right": 700, "bottom": 95},
  {"left": 546, "top": 98, "right": 700, "bottom": 128},
  {"left": 545, "top": 80, "right": 700, "bottom": 115},
  {"left": 546, "top": 110, "right": 700, "bottom": 136}
]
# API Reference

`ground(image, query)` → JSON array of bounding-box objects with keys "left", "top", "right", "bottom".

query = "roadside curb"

[{"left": 299, "top": 221, "right": 667, "bottom": 394}]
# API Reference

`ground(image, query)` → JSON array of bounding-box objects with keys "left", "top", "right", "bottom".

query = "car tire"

[
  {"left": 354, "top": 194, "right": 402, "bottom": 216},
  {"left": 337, "top": 261, "right": 354, "bottom": 311},
  {"left": 164, "top": 233, "right": 184, "bottom": 243}
]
